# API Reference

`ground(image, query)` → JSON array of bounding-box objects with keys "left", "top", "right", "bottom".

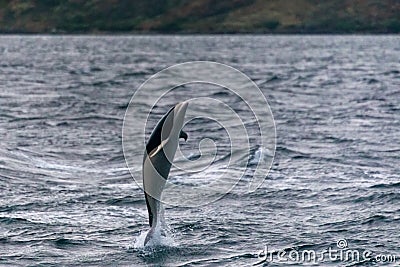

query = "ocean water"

[{"left": 0, "top": 35, "right": 399, "bottom": 266}]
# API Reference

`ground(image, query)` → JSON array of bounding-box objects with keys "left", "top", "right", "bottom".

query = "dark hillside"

[{"left": 0, "top": 0, "right": 399, "bottom": 33}]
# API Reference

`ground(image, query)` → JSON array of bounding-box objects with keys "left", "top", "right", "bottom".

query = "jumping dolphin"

[{"left": 143, "top": 101, "right": 188, "bottom": 245}]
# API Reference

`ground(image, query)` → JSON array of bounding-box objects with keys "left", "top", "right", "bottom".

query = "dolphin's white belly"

[{"left": 143, "top": 155, "right": 167, "bottom": 201}]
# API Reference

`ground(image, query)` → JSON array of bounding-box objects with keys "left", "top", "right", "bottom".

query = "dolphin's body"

[{"left": 143, "top": 102, "right": 188, "bottom": 245}]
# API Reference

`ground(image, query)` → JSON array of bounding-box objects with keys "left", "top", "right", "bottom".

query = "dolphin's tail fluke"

[
  {"left": 143, "top": 201, "right": 168, "bottom": 246},
  {"left": 144, "top": 226, "right": 156, "bottom": 245}
]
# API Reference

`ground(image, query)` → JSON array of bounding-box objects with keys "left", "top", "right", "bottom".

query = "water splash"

[
  {"left": 249, "top": 146, "right": 274, "bottom": 165},
  {"left": 134, "top": 205, "right": 176, "bottom": 249}
]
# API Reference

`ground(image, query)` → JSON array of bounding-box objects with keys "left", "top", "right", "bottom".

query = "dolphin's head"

[{"left": 146, "top": 102, "right": 188, "bottom": 156}]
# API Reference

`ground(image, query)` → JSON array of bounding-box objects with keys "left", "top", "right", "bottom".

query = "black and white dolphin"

[{"left": 143, "top": 101, "right": 188, "bottom": 245}]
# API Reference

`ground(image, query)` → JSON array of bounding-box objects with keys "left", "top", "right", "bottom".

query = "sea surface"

[{"left": 0, "top": 35, "right": 399, "bottom": 266}]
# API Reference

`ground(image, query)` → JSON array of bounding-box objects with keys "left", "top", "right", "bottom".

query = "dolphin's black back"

[
  {"left": 144, "top": 106, "right": 175, "bottom": 227},
  {"left": 146, "top": 106, "right": 175, "bottom": 156}
]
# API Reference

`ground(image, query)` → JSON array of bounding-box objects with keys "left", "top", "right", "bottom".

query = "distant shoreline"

[{"left": 1, "top": 0, "right": 399, "bottom": 36}]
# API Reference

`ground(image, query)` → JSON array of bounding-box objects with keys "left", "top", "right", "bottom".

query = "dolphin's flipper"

[{"left": 179, "top": 130, "right": 188, "bottom": 141}]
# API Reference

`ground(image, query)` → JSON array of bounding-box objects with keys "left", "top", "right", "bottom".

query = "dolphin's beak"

[
  {"left": 175, "top": 101, "right": 188, "bottom": 118},
  {"left": 179, "top": 130, "right": 188, "bottom": 141}
]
